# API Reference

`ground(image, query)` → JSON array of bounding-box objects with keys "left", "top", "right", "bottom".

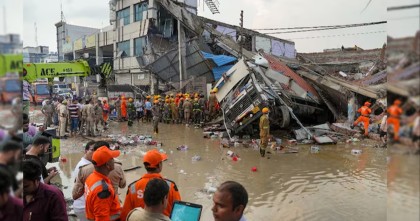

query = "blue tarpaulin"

[
  {"left": 201, "top": 51, "right": 237, "bottom": 81},
  {"left": 201, "top": 51, "right": 237, "bottom": 66},
  {"left": 212, "top": 65, "right": 234, "bottom": 81}
]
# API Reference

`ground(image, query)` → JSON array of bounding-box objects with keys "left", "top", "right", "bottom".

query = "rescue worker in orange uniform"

[
  {"left": 120, "top": 149, "right": 181, "bottom": 220},
  {"left": 387, "top": 99, "right": 403, "bottom": 141},
  {"left": 121, "top": 96, "right": 127, "bottom": 121},
  {"left": 85, "top": 146, "right": 121, "bottom": 221},
  {"left": 353, "top": 101, "right": 372, "bottom": 136}
]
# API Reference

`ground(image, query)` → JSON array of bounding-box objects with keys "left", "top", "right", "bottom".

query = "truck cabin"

[
  {"left": 0, "top": 76, "right": 21, "bottom": 104},
  {"left": 32, "top": 82, "right": 51, "bottom": 104}
]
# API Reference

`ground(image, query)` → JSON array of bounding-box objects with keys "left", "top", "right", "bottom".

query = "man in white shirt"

[
  {"left": 212, "top": 181, "right": 248, "bottom": 221},
  {"left": 72, "top": 141, "right": 96, "bottom": 221}
]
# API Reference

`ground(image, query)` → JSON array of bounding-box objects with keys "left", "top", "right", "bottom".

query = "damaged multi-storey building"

[{"left": 57, "top": 0, "right": 390, "bottom": 137}]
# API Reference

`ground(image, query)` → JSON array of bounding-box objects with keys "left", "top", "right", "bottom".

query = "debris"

[
  {"left": 346, "top": 137, "right": 360, "bottom": 143},
  {"left": 232, "top": 156, "right": 238, "bottom": 161},
  {"left": 313, "top": 136, "right": 336, "bottom": 144},
  {"left": 177, "top": 145, "right": 188, "bottom": 151},
  {"left": 251, "top": 167, "right": 257, "bottom": 172},
  {"left": 311, "top": 145, "right": 320, "bottom": 153},
  {"left": 179, "top": 169, "right": 187, "bottom": 174},
  {"left": 287, "top": 139, "right": 297, "bottom": 145},
  {"left": 339, "top": 71, "right": 348, "bottom": 77},
  {"left": 123, "top": 166, "right": 142, "bottom": 172},
  {"left": 60, "top": 157, "right": 67, "bottom": 163},
  {"left": 206, "top": 187, "right": 217, "bottom": 194},
  {"left": 226, "top": 150, "right": 235, "bottom": 157},
  {"left": 351, "top": 149, "right": 362, "bottom": 155},
  {"left": 192, "top": 155, "right": 201, "bottom": 161}
]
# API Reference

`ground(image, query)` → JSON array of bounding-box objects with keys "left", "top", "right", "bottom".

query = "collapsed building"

[{"left": 60, "top": 0, "right": 392, "bottom": 138}]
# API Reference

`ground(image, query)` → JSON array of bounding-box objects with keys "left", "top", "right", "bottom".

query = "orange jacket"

[
  {"left": 85, "top": 171, "right": 121, "bottom": 221},
  {"left": 357, "top": 105, "right": 371, "bottom": 117},
  {"left": 387, "top": 105, "right": 402, "bottom": 118},
  {"left": 120, "top": 173, "right": 181, "bottom": 220}
]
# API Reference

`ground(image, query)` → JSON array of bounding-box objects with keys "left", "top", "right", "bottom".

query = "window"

[
  {"left": 36, "top": 84, "right": 50, "bottom": 95},
  {"left": 134, "top": 2, "right": 148, "bottom": 22},
  {"left": 117, "top": 40, "right": 130, "bottom": 57},
  {"left": 138, "top": 74, "right": 145, "bottom": 80},
  {"left": 117, "top": 7, "right": 130, "bottom": 26},
  {"left": 134, "top": 37, "right": 146, "bottom": 56},
  {"left": 5, "top": 79, "right": 21, "bottom": 92}
]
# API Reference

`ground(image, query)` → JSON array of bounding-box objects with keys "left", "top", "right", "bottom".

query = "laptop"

[{"left": 170, "top": 201, "right": 202, "bottom": 221}]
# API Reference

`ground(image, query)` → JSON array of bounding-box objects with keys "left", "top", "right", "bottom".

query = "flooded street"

[{"left": 36, "top": 113, "right": 393, "bottom": 221}]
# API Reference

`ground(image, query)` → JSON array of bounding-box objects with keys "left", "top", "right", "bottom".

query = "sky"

[{"left": 2, "top": 0, "right": 419, "bottom": 53}]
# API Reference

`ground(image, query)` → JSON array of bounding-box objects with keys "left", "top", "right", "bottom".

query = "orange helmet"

[
  {"left": 364, "top": 101, "right": 371, "bottom": 106},
  {"left": 165, "top": 99, "right": 170, "bottom": 103},
  {"left": 213, "top": 88, "right": 218, "bottom": 93},
  {"left": 129, "top": 98, "right": 133, "bottom": 102},
  {"left": 146, "top": 95, "right": 151, "bottom": 99},
  {"left": 262, "top": 107, "right": 269, "bottom": 113},
  {"left": 154, "top": 100, "right": 159, "bottom": 104},
  {"left": 394, "top": 99, "right": 402, "bottom": 105}
]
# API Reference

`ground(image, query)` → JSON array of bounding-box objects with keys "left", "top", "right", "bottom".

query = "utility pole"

[
  {"left": 239, "top": 10, "right": 243, "bottom": 59},
  {"left": 177, "top": 20, "right": 186, "bottom": 91},
  {"left": 34, "top": 22, "right": 38, "bottom": 47},
  {"left": 3, "top": 6, "right": 6, "bottom": 34}
]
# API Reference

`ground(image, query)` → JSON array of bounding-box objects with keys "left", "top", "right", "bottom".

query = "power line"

[
  {"left": 388, "top": 4, "right": 420, "bottom": 11},
  {"left": 282, "top": 30, "right": 386, "bottom": 40},
  {"left": 253, "top": 21, "right": 386, "bottom": 31},
  {"left": 258, "top": 21, "right": 386, "bottom": 34}
]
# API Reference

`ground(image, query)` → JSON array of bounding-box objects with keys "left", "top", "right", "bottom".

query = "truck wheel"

[{"left": 278, "top": 106, "right": 290, "bottom": 128}]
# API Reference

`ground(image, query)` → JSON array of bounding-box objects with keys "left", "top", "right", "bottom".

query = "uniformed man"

[
  {"left": 183, "top": 97, "right": 192, "bottom": 125},
  {"left": 208, "top": 89, "right": 218, "bottom": 120},
  {"left": 259, "top": 107, "right": 270, "bottom": 157},
  {"left": 85, "top": 146, "right": 121, "bottom": 221},
  {"left": 353, "top": 101, "right": 372, "bottom": 137},
  {"left": 72, "top": 141, "right": 126, "bottom": 203},
  {"left": 178, "top": 98, "right": 184, "bottom": 124},
  {"left": 192, "top": 98, "right": 202, "bottom": 125},
  {"left": 387, "top": 99, "right": 403, "bottom": 141},
  {"left": 163, "top": 99, "right": 171, "bottom": 124},
  {"left": 94, "top": 100, "right": 103, "bottom": 132},
  {"left": 79, "top": 100, "right": 89, "bottom": 135},
  {"left": 86, "top": 99, "right": 95, "bottom": 136},
  {"left": 41, "top": 99, "right": 54, "bottom": 128},
  {"left": 127, "top": 98, "right": 136, "bottom": 126},
  {"left": 170, "top": 98, "right": 179, "bottom": 124},
  {"left": 58, "top": 100, "right": 68, "bottom": 138},
  {"left": 120, "top": 149, "right": 181, "bottom": 221},
  {"left": 151, "top": 100, "right": 161, "bottom": 134}
]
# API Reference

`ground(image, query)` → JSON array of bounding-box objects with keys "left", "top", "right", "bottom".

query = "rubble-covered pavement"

[{"left": 29, "top": 110, "right": 393, "bottom": 220}]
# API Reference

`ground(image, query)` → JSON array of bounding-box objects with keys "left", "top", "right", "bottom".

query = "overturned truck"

[{"left": 214, "top": 54, "right": 330, "bottom": 136}]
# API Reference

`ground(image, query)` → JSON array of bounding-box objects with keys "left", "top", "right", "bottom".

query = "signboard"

[
  {"left": 74, "top": 38, "right": 83, "bottom": 51},
  {"left": 85, "top": 34, "right": 96, "bottom": 48}
]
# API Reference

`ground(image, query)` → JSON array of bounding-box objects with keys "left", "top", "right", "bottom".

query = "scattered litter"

[
  {"left": 287, "top": 139, "right": 297, "bottom": 145},
  {"left": 234, "top": 142, "right": 240, "bottom": 147},
  {"left": 242, "top": 135, "right": 251, "bottom": 140},
  {"left": 311, "top": 145, "right": 320, "bottom": 153},
  {"left": 210, "top": 135, "right": 218, "bottom": 139},
  {"left": 346, "top": 137, "right": 360, "bottom": 143},
  {"left": 177, "top": 145, "right": 188, "bottom": 151},
  {"left": 351, "top": 149, "right": 362, "bottom": 155},
  {"left": 192, "top": 155, "right": 201, "bottom": 161},
  {"left": 60, "top": 157, "right": 67, "bottom": 163},
  {"left": 232, "top": 156, "right": 238, "bottom": 161},
  {"left": 206, "top": 187, "right": 217, "bottom": 194},
  {"left": 226, "top": 150, "right": 235, "bottom": 157},
  {"left": 179, "top": 169, "right": 187, "bottom": 174},
  {"left": 159, "top": 149, "right": 166, "bottom": 154},
  {"left": 251, "top": 167, "right": 257, "bottom": 172}
]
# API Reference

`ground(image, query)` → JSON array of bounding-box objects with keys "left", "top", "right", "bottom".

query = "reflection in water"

[
  {"left": 48, "top": 120, "right": 393, "bottom": 221},
  {"left": 387, "top": 150, "right": 420, "bottom": 221}
]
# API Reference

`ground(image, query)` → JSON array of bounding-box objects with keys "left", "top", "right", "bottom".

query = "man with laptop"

[{"left": 120, "top": 149, "right": 181, "bottom": 220}]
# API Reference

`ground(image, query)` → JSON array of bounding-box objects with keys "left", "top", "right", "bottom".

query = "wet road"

[{"left": 27, "top": 109, "right": 417, "bottom": 221}]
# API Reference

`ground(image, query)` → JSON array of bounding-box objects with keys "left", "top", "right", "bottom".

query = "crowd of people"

[{"left": 111, "top": 90, "right": 220, "bottom": 130}]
